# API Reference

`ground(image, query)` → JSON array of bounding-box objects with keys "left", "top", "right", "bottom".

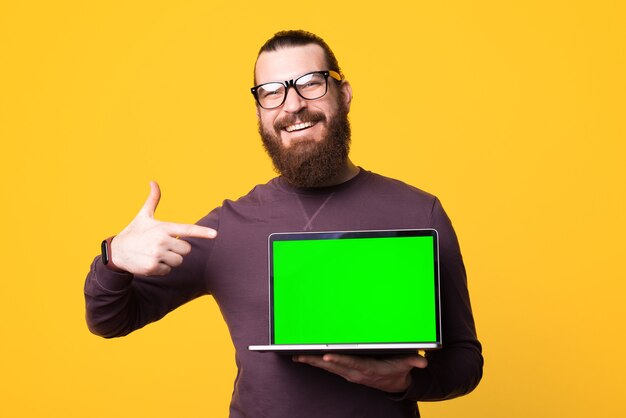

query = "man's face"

[{"left": 254, "top": 44, "right": 353, "bottom": 187}]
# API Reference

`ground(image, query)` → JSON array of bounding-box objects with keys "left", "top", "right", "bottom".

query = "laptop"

[{"left": 248, "top": 229, "right": 442, "bottom": 354}]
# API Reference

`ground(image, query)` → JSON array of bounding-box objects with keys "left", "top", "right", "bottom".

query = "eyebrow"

[{"left": 254, "top": 69, "right": 326, "bottom": 86}]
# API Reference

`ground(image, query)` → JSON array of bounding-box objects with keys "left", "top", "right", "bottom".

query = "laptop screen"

[{"left": 269, "top": 229, "right": 441, "bottom": 346}]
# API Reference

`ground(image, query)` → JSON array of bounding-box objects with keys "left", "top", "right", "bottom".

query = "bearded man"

[{"left": 85, "top": 30, "right": 482, "bottom": 418}]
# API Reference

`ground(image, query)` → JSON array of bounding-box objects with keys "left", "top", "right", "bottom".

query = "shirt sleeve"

[
  {"left": 400, "top": 198, "right": 483, "bottom": 401},
  {"left": 84, "top": 209, "right": 220, "bottom": 338}
]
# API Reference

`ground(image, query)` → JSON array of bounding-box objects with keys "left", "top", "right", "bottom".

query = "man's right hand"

[{"left": 109, "top": 181, "right": 217, "bottom": 276}]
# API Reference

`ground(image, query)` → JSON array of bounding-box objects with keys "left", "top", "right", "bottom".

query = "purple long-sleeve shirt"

[{"left": 85, "top": 169, "right": 482, "bottom": 417}]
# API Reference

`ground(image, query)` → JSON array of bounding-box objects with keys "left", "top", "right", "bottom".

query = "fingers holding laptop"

[
  {"left": 109, "top": 181, "right": 218, "bottom": 276},
  {"left": 293, "top": 354, "right": 427, "bottom": 393}
]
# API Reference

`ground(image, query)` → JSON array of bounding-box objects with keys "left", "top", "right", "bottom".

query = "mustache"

[{"left": 274, "top": 110, "right": 326, "bottom": 131}]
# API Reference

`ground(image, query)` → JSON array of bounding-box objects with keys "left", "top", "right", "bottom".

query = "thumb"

[
  {"left": 138, "top": 181, "right": 161, "bottom": 218},
  {"left": 403, "top": 355, "right": 428, "bottom": 369}
]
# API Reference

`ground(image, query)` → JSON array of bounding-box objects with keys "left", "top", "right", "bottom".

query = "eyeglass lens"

[{"left": 256, "top": 72, "right": 328, "bottom": 109}]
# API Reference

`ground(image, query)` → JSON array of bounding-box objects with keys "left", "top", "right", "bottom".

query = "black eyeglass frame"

[{"left": 251, "top": 70, "right": 343, "bottom": 109}]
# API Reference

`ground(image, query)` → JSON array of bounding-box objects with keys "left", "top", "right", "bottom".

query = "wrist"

[{"left": 101, "top": 236, "right": 127, "bottom": 273}]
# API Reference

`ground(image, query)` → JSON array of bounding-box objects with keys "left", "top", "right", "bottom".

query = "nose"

[{"left": 282, "top": 86, "right": 307, "bottom": 113}]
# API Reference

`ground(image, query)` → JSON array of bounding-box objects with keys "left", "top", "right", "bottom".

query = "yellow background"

[{"left": 1, "top": 1, "right": 624, "bottom": 416}]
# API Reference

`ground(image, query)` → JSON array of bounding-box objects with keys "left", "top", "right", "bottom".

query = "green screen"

[{"left": 272, "top": 235, "right": 437, "bottom": 344}]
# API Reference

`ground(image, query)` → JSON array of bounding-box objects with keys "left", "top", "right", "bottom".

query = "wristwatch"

[{"left": 101, "top": 236, "right": 126, "bottom": 273}]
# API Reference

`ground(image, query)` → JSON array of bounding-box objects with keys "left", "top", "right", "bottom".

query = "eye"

[
  {"left": 258, "top": 83, "right": 284, "bottom": 99},
  {"left": 302, "top": 80, "right": 322, "bottom": 88},
  {"left": 296, "top": 73, "right": 325, "bottom": 91}
]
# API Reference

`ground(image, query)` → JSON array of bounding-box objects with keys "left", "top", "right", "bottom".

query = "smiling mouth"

[{"left": 284, "top": 121, "right": 315, "bottom": 133}]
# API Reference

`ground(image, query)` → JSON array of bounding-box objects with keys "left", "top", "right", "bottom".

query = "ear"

[{"left": 340, "top": 80, "right": 353, "bottom": 111}]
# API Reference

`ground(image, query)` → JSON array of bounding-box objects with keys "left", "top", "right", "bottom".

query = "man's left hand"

[{"left": 292, "top": 353, "right": 427, "bottom": 393}]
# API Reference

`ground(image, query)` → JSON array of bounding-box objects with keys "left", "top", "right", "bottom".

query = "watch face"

[{"left": 101, "top": 239, "right": 110, "bottom": 264}]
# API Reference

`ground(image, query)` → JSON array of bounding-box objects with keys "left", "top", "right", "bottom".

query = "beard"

[{"left": 258, "top": 100, "right": 351, "bottom": 188}]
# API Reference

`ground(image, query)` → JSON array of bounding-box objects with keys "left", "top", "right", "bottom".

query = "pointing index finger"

[{"left": 163, "top": 222, "right": 218, "bottom": 240}]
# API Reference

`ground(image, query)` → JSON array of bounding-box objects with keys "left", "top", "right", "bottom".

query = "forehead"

[{"left": 255, "top": 44, "right": 327, "bottom": 84}]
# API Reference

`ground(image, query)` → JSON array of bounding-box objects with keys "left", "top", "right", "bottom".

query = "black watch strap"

[{"left": 101, "top": 236, "right": 127, "bottom": 273}]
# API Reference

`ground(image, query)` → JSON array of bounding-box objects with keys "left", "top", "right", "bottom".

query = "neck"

[{"left": 313, "top": 158, "right": 360, "bottom": 187}]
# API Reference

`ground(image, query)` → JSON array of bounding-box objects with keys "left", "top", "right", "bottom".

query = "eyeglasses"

[{"left": 251, "top": 70, "right": 343, "bottom": 109}]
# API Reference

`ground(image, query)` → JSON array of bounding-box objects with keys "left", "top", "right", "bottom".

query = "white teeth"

[{"left": 285, "top": 122, "right": 313, "bottom": 132}]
